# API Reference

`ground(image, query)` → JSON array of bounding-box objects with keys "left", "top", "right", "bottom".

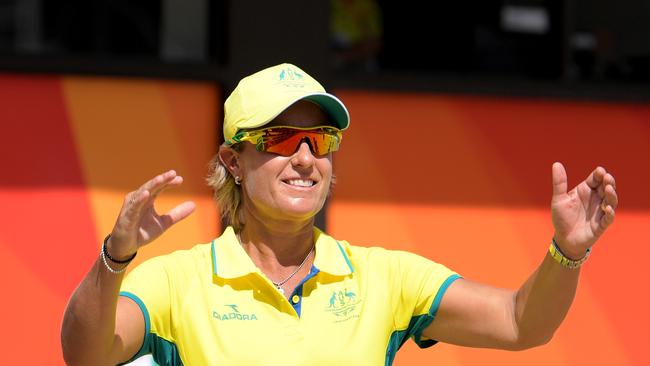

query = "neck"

[{"left": 238, "top": 213, "right": 315, "bottom": 273}]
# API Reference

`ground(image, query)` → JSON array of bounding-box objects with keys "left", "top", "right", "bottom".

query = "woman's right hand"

[{"left": 106, "top": 170, "right": 196, "bottom": 260}]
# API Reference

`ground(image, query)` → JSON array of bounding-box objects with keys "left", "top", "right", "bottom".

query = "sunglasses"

[{"left": 227, "top": 125, "right": 343, "bottom": 157}]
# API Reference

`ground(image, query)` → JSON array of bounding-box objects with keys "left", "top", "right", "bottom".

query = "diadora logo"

[
  {"left": 278, "top": 67, "right": 305, "bottom": 88},
  {"left": 212, "top": 304, "right": 258, "bottom": 321},
  {"left": 325, "top": 288, "right": 362, "bottom": 319}
]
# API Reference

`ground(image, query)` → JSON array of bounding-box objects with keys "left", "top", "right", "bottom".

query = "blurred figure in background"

[{"left": 331, "top": 0, "right": 383, "bottom": 72}]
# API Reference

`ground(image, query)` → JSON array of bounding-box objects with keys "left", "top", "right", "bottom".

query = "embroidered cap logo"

[{"left": 279, "top": 67, "right": 305, "bottom": 88}]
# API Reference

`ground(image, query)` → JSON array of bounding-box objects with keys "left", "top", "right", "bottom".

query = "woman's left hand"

[{"left": 550, "top": 162, "right": 618, "bottom": 259}]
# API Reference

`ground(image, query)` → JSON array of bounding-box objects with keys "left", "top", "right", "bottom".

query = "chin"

[{"left": 280, "top": 198, "right": 325, "bottom": 220}]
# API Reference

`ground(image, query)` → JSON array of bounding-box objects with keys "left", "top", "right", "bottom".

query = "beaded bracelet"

[
  {"left": 100, "top": 247, "right": 128, "bottom": 274},
  {"left": 102, "top": 234, "right": 137, "bottom": 263},
  {"left": 100, "top": 234, "right": 137, "bottom": 274},
  {"left": 548, "top": 237, "right": 591, "bottom": 269}
]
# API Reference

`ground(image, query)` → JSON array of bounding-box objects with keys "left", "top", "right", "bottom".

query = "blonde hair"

[{"left": 206, "top": 144, "right": 244, "bottom": 232}]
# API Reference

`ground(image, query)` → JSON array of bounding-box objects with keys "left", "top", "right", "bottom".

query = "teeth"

[{"left": 287, "top": 179, "right": 314, "bottom": 187}]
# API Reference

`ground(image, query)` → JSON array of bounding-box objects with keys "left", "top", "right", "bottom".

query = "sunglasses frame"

[{"left": 226, "top": 125, "right": 343, "bottom": 156}]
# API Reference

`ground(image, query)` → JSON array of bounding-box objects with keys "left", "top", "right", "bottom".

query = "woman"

[{"left": 61, "top": 64, "right": 618, "bottom": 366}]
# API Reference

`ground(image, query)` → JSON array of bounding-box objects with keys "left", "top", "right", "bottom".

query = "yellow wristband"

[{"left": 549, "top": 238, "right": 591, "bottom": 269}]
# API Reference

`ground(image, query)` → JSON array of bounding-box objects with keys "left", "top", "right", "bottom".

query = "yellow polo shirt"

[{"left": 119, "top": 227, "right": 460, "bottom": 366}]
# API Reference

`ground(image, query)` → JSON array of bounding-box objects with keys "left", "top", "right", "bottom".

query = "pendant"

[{"left": 277, "top": 285, "right": 284, "bottom": 295}]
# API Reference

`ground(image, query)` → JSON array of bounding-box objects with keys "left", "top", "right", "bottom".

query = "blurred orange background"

[{"left": 0, "top": 74, "right": 647, "bottom": 365}]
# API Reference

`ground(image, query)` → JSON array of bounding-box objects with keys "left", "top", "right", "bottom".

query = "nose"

[{"left": 291, "top": 140, "right": 316, "bottom": 167}]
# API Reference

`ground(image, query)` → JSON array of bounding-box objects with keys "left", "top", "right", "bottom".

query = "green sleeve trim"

[
  {"left": 384, "top": 314, "right": 425, "bottom": 366},
  {"left": 412, "top": 274, "right": 462, "bottom": 347},
  {"left": 117, "top": 291, "right": 152, "bottom": 365},
  {"left": 117, "top": 291, "right": 184, "bottom": 366},
  {"left": 336, "top": 241, "right": 354, "bottom": 273},
  {"left": 384, "top": 274, "right": 461, "bottom": 366},
  {"left": 148, "top": 333, "right": 184, "bottom": 366}
]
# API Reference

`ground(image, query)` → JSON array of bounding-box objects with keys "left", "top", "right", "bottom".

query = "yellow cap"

[{"left": 223, "top": 63, "right": 350, "bottom": 142}]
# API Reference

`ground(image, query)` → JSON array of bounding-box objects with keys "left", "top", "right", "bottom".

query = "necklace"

[
  {"left": 237, "top": 233, "right": 314, "bottom": 295},
  {"left": 270, "top": 245, "right": 314, "bottom": 295}
]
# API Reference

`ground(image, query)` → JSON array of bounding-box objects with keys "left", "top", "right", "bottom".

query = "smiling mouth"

[{"left": 283, "top": 179, "right": 316, "bottom": 187}]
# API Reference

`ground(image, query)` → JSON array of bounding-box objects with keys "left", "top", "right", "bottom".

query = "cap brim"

[
  {"left": 301, "top": 93, "right": 350, "bottom": 130},
  {"left": 235, "top": 92, "right": 350, "bottom": 134}
]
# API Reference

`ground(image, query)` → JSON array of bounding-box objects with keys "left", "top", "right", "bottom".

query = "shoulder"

[
  {"left": 126, "top": 242, "right": 213, "bottom": 281},
  {"left": 166, "top": 242, "right": 213, "bottom": 265},
  {"left": 334, "top": 237, "right": 457, "bottom": 280},
  {"left": 338, "top": 239, "right": 443, "bottom": 268}
]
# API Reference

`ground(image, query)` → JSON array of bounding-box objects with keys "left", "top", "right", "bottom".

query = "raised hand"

[
  {"left": 551, "top": 162, "right": 618, "bottom": 260},
  {"left": 107, "top": 170, "right": 196, "bottom": 260}
]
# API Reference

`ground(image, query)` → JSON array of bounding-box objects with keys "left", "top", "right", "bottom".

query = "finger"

[
  {"left": 135, "top": 171, "right": 182, "bottom": 211},
  {"left": 604, "top": 184, "right": 618, "bottom": 208},
  {"left": 599, "top": 205, "right": 615, "bottom": 230},
  {"left": 585, "top": 166, "right": 606, "bottom": 190},
  {"left": 603, "top": 172, "right": 616, "bottom": 191},
  {"left": 131, "top": 175, "right": 185, "bottom": 223},
  {"left": 158, "top": 201, "right": 196, "bottom": 231},
  {"left": 595, "top": 172, "right": 614, "bottom": 199},
  {"left": 144, "top": 170, "right": 179, "bottom": 197},
  {"left": 552, "top": 162, "right": 568, "bottom": 197},
  {"left": 149, "top": 176, "right": 184, "bottom": 201}
]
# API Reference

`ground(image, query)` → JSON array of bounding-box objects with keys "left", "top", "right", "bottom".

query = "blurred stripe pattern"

[
  {"left": 329, "top": 91, "right": 650, "bottom": 366},
  {"left": 0, "top": 74, "right": 219, "bottom": 364},
  {"left": 0, "top": 75, "right": 648, "bottom": 365}
]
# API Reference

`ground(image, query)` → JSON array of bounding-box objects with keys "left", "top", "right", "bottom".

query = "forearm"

[
  {"left": 61, "top": 256, "right": 125, "bottom": 366},
  {"left": 513, "top": 251, "right": 580, "bottom": 348}
]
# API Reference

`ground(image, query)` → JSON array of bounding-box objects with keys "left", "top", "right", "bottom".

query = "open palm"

[
  {"left": 550, "top": 163, "right": 617, "bottom": 259},
  {"left": 108, "top": 170, "right": 196, "bottom": 259}
]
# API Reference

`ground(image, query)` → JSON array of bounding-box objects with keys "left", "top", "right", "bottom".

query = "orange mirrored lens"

[
  {"left": 263, "top": 129, "right": 340, "bottom": 156},
  {"left": 230, "top": 126, "right": 342, "bottom": 156}
]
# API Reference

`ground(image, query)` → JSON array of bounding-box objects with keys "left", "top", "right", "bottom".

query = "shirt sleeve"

[
  {"left": 389, "top": 250, "right": 461, "bottom": 349},
  {"left": 118, "top": 255, "right": 177, "bottom": 364}
]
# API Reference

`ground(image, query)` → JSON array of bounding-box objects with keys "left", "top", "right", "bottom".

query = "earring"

[{"left": 234, "top": 176, "right": 241, "bottom": 185}]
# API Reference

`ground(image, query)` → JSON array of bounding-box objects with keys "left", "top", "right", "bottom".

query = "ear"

[{"left": 218, "top": 145, "right": 241, "bottom": 178}]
